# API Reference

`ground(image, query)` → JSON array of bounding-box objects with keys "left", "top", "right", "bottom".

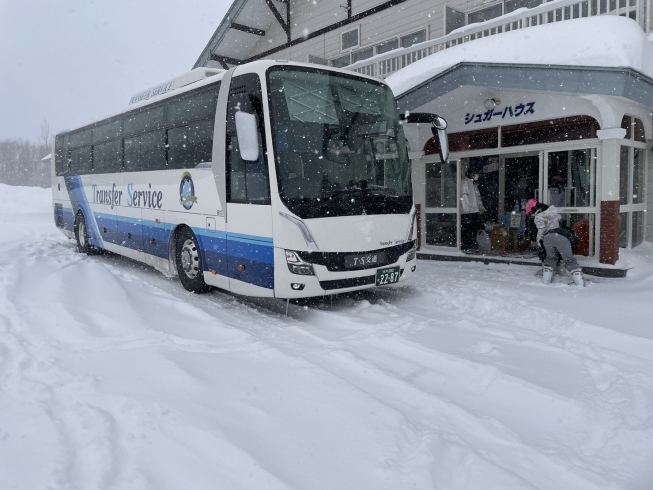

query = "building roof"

[
  {"left": 386, "top": 16, "right": 653, "bottom": 98},
  {"left": 394, "top": 62, "right": 653, "bottom": 116}
]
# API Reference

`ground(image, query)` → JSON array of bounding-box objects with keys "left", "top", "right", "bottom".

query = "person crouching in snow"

[{"left": 525, "top": 199, "right": 585, "bottom": 286}]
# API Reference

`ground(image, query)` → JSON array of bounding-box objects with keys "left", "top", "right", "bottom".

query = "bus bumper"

[{"left": 273, "top": 247, "right": 417, "bottom": 299}]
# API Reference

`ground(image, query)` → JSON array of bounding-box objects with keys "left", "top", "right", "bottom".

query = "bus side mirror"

[
  {"left": 400, "top": 112, "right": 449, "bottom": 164},
  {"left": 436, "top": 127, "right": 449, "bottom": 164},
  {"left": 235, "top": 111, "right": 259, "bottom": 161}
]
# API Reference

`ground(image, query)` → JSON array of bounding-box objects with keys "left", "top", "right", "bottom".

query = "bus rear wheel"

[
  {"left": 175, "top": 227, "right": 210, "bottom": 293},
  {"left": 74, "top": 211, "right": 97, "bottom": 255}
]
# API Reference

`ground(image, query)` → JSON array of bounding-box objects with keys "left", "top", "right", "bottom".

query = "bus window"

[
  {"left": 69, "top": 129, "right": 91, "bottom": 149},
  {"left": 124, "top": 130, "right": 166, "bottom": 172},
  {"left": 168, "top": 89, "right": 218, "bottom": 126},
  {"left": 92, "top": 120, "right": 122, "bottom": 144},
  {"left": 168, "top": 119, "right": 214, "bottom": 169},
  {"left": 267, "top": 66, "right": 411, "bottom": 219},
  {"left": 124, "top": 106, "right": 165, "bottom": 137},
  {"left": 140, "top": 130, "right": 166, "bottom": 171},
  {"left": 226, "top": 74, "right": 269, "bottom": 204},
  {"left": 93, "top": 139, "right": 122, "bottom": 174},
  {"left": 70, "top": 146, "right": 92, "bottom": 175},
  {"left": 54, "top": 135, "right": 66, "bottom": 176}
]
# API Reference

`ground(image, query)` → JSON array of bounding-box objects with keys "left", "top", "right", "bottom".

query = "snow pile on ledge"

[{"left": 387, "top": 16, "right": 653, "bottom": 96}]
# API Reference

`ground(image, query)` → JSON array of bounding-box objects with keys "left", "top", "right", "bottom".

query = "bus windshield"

[{"left": 267, "top": 66, "right": 412, "bottom": 219}]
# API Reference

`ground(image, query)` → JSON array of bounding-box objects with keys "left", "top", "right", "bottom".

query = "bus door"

[{"left": 225, "top": 73, "right": 274, "bottom": 296}]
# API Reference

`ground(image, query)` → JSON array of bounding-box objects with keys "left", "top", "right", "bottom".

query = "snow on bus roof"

[{"left": 386, "top": 16, "right": 653, "bottom": 97}]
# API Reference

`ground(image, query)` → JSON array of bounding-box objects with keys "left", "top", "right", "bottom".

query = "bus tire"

[
  {"left": 175, "top": 227, "right": 210, "bottom": 293},
  {"left": 74, "top": 211, "right": 97, "bottom": 255}
]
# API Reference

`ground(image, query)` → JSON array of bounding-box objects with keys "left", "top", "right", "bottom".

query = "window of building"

[
  {"left": 330, "top": 54, "right": 351, "bottom": 68},
  {"left": 468, "top": 4, "right": 503, "bottom": 25},
  {"left": 308, "top": 55, "right": 329, "bottom": 66},
  {"left": 504, "top": 0, "right": 542, "bottom": 14},
  {"left": 619, "top": 144, "right": 647, "bottom": 248},
  {"left": 376, "top": 38, "right": 399, "bottom": 55},
  {"left": 445, "top": 6, "right": 465, "bottom": 34},
  {"left": 446, "top": 0, "right": 547, "bottom": 34},
  {"left": 351, "top": 48, "right": 373, "bottom": 63},
  {"left": 502, "top": 116, "right": 599, "bottom": 147},
  {"left": 621, "top": 114, "right": 647, "bottom": 143},
  {"left": 425, "top": 213, "right": 458, "bottom": 247},
  {"left": 401, "top": 30, "right": 427, "bottom": 48},
  {"left": 427, "top": 128, "right": 498, "bottom": 153},
  {"left": 341, "top": 28, "right": 359, "bottom": 51}
]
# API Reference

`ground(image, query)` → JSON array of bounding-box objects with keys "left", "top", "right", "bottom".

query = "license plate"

[
  {"left": 376, "top": 266, "right": 400, "bottom": 287},
  {"left": 345, "top": 251, "right": 387, "bottom": 269}
]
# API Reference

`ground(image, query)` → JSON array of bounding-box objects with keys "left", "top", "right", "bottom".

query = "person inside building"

[
  {"left": 548, "top": 174, "right": 566, "bottom": 207},
  {"left": 460, "top": 166, "right": 486, "bottom": 252},
  {"left": 525, "top": 198, "right": 585, "bottom": 286}
]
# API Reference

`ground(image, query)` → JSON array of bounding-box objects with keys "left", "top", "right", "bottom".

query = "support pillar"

[
  {"left": 600, "top": 201, "right": 620, "bottom": 264},
  {"left": 597, "top": 128, "right": 627, "bottom": 265}
]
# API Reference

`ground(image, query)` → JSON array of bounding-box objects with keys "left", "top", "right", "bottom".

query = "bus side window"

[
  {"left": 54, "top": 135, "right": 66, "bottom": 176},
  {"left": 167, "top": 86, "right": 218, "bottom": 170},
  {"left": 226, "top": 74, "right": 270, "bottom": 205},
  {"left": 70, "top": 146, "right": 92, "bottom": 175}
]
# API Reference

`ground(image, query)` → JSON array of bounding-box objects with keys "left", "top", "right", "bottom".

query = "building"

[{"left": 195, "top": 0, "right": 652, "bottom": 271}]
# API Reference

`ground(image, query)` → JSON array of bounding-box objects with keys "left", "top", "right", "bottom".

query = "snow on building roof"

[{"left": 387, "top": 16, "right": 653, "bottom": 97}]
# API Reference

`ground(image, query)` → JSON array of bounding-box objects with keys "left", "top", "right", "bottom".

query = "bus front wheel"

[{"left": 175, "top": 227, "right": 210, "bottom": 294}]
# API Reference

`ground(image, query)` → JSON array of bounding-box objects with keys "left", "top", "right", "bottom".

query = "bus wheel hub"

[{"left": 180, "top": 239, "right": 199, "bottom": 278}]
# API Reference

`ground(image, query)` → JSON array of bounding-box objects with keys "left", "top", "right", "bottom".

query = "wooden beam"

[
  {"left": 264, "top": 0, "right": 289, "bottom": 38},
  {"left": 230, "top": 22, "right": 265, "bottom": 37},
  {"left": 249, "top": 0, "right": 408, "bottom": 62}
]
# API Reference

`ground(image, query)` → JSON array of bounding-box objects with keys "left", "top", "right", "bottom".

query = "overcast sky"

[{"left": 0, "top": 0, "right": 229, "bottom": 142}]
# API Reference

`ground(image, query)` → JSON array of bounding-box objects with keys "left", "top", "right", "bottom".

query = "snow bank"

[
  {"left": 2, "top": 185, "right": 653, "bottom": 489},
  {"left": 387, "top": 16, "right": 653, "bottom": 96}
]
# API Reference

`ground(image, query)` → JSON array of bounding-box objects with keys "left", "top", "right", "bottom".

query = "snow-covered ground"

[{"left": 2, "top": 183, "right": 653, "bottom": 490}]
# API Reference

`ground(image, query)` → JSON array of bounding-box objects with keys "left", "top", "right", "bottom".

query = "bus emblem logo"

[{"left": 179, "top": 172, "right": 198, "bottom": 210}]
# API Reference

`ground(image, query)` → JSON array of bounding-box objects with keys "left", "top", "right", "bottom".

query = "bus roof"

[{"left": 56, "top": 60, "right": 387, "bottom": 137}]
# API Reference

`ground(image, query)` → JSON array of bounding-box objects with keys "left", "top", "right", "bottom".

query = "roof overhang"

[
  {"left": 194, "top": 0, "right": 288, "bottom": 69},
  {"left": 395, "top": 62, "right": 653, "bottom": 113}
]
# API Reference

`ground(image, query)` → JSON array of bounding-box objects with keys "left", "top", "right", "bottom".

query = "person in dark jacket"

[{"left": 525, "top": 199, "right": 585, "bottom": 286}]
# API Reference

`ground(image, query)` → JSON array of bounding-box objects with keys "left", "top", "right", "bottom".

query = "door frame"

[{"left": 419, "top": 154, "right": 461, "bottom": 251}]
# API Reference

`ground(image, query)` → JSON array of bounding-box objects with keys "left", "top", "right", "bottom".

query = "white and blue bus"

[{"left": 52, "top": 60, "right": 448, "bottom": 298}]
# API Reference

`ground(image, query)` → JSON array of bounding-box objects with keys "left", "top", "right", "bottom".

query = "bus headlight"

[
  {"left": 285, "top": 250, "right": 315, "bottom": 275},
  {"left": 406, "top": 244, "right": 417, "bottom": 262}
]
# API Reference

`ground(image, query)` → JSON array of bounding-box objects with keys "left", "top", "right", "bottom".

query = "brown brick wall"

[{"left": 600, "top": 201, "right": 620, "bottom": 265}]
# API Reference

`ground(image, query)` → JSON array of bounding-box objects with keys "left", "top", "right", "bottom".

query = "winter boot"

[
  {"left": 571, "top": 268, "right": 585, "bottom": 287},
  {"left": 542, "top": 266, "right": 554, "bottom": 284}
]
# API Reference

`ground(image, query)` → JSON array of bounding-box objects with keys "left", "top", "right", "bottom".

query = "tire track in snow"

[{"left": 94, "top": 256, "right": 648, "bottom": 488}]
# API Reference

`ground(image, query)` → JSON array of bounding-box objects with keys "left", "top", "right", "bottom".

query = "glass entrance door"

[
  {"left": 543, "top": 148, "right": 597, "bottom": 256},
  {"left": 423, "top": 157, "right": 459, "bottom": 248},
  {"left": 501, "top": 153, "right": 541, "bottom": 214}
]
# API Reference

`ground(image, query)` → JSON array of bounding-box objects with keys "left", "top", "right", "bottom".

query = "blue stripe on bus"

[
  {"left": 64, "top": 176, "right": 103, "bottom": 248},
  {"left": 195, "top": 228, "right": 274, "bottom": 289},
  {"left": 62, "top": 207, "right": 75, "bottom": 232},
  {"left": 225, "top": 232, "right": 273, "bottom": 245},
  {"left": 60, "top": 181, "right": 274, "bottom": 290}
]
